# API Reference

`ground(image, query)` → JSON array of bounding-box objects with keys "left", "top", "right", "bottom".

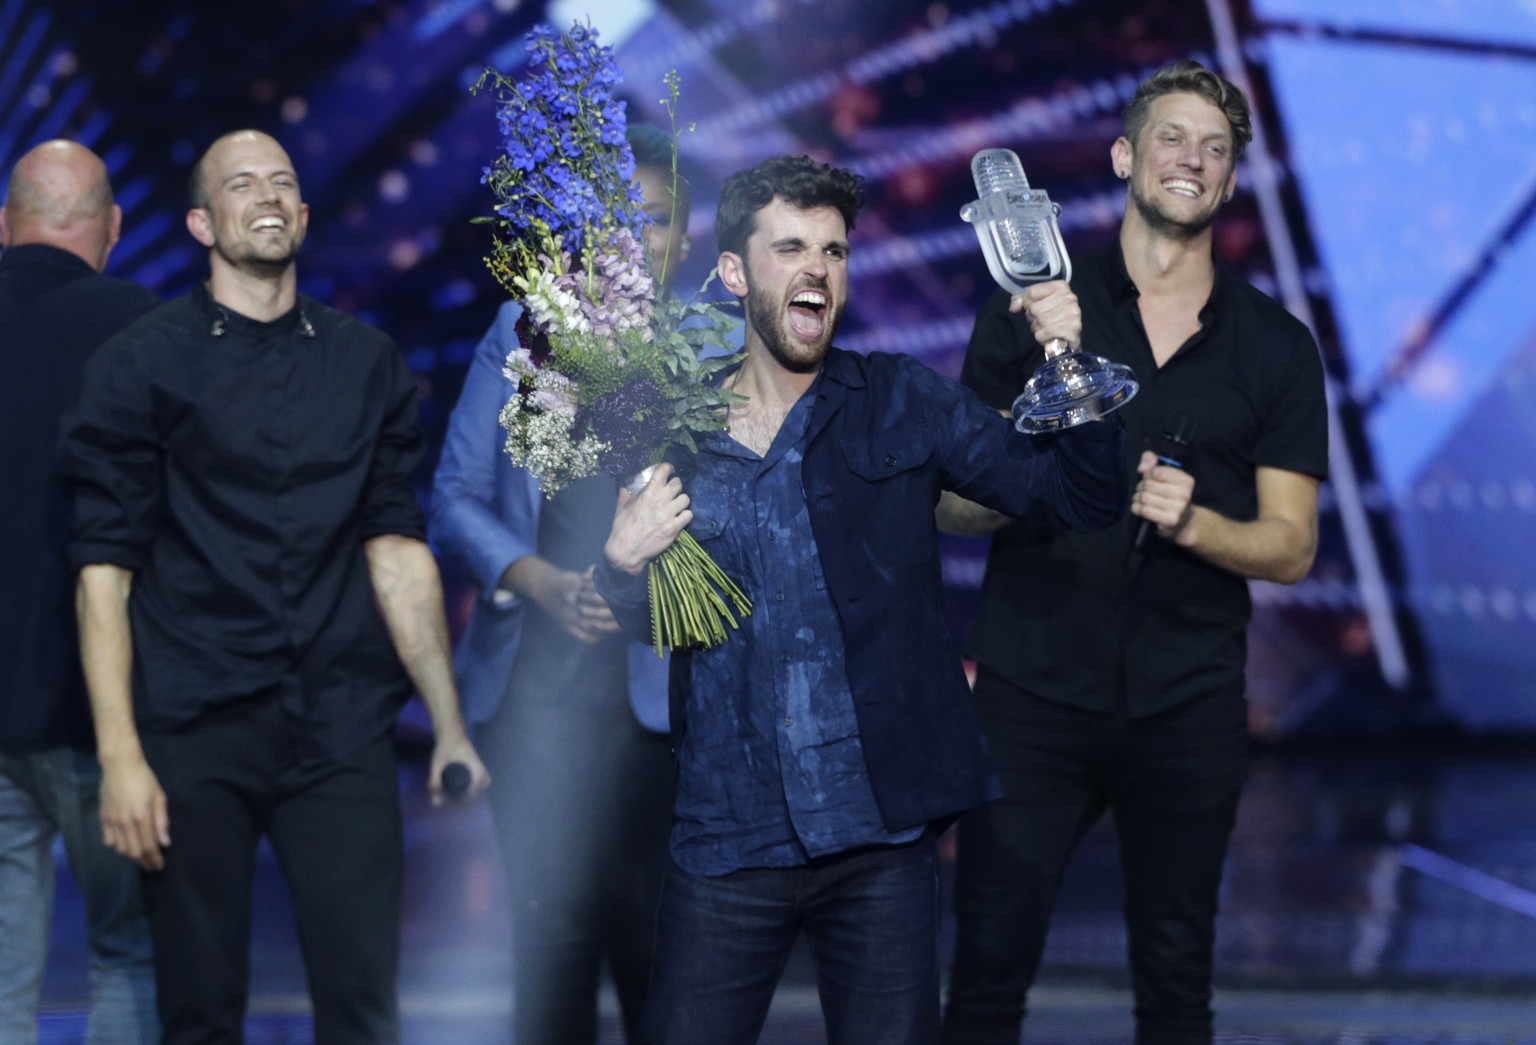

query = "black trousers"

[
  {"left": 943, "top": 669, "right": 1249, "bottom": 1045},
  {"left": 139, "top": 695, "right": 403, "bottom": 1044}
]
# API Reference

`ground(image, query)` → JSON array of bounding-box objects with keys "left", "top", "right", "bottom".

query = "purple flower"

[
  {"left": 556, "top": 227, "right": 654, "bottom": 338},
  {"left": 574, "top": 379, "right": 669, "bottom": 477},
  {"left": 514, "top": 310, "right": 553, "bottom": 368}
]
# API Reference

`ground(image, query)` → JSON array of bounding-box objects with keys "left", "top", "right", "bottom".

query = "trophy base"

[{"left": 1012, "top": 352, "right": 1139, "bottom": 433}]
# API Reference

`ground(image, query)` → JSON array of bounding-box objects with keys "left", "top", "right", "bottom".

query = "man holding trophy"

[
  {"left": 595, "top": 154, "right": 1125, "bottom": 1043},
  {"left": 941, "top": 60, "right": 1330, "bottom": 1043}
]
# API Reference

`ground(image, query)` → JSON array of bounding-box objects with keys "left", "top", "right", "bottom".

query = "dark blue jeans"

[
  {"left": 944, "top": 672, "right": 1249, "bottom": 1045},
  {"left": 643, "top": 832, "right": 941, "bottom": 1044}
]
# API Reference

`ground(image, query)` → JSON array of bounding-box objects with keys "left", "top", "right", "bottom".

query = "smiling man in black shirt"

[
  {"left": 939, "top": 62, "right": 1329, "bottom": 1044},
  {"left": 60, "top": 130, "right": 489, "bottom": 1044}
]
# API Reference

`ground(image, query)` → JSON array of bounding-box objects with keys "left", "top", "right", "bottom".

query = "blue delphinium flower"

[
  {"left": 478, "top": 20, "right": 645, "bottom": 258},
  {"left": 479, "top": 37, "right": 754, "bottom": 652}
]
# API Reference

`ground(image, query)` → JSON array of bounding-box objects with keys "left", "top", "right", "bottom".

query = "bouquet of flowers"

[{"left": 475, "top": 22, "right": 750, "bottom": 654}]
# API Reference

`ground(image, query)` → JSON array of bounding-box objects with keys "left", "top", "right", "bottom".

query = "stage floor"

[{"left": 34, "top": 740, "right": 1536, "bottom": 1043}]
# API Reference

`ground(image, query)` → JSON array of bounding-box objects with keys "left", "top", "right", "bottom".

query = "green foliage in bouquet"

[{"left": 475, "top": 22, "right": 751, "bottom": 653}]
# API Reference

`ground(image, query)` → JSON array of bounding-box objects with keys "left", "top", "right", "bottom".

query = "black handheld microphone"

[
  {"left": 440, "top": 761, "right": 472, "bottom": 799},
  {"left": 1133, "top": 413, "right": 1198, "bottom": 549}
]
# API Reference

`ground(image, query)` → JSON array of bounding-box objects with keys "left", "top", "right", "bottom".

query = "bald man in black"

[{"left": 0, "top": 139, "right": 160, "bottom": 1043}]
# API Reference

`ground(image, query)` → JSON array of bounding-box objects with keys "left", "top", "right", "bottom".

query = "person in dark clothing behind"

[
  {"left": 0, "top": 139, "right": 160, "bottom": 1044},
  {"left": 429, "top": 122, "right": 688, "bottom": 1044},
  {"left": 59, "top": 130, "right": 489, "bottom": 1044},
  {"left": 940, "top": 60, "right": 1329, "bottom": 1045},
  {"left": 593, "top": 154, "right": 1126, "bottom": 1045}
]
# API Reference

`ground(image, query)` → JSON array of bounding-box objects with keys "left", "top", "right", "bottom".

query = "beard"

[
  {"left": 745, "top": 280, "right": 840, "bottom": 374},
  {"left": 213, "top": 211, "right": 305, "bottom": 276},
  {"left": 1129, "top": 181, "right": 1223, "bottom": 241},
  {"left": 218, "top": 237, "right": 302, "bottom": 275}
]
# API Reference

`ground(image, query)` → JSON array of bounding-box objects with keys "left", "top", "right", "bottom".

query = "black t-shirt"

[{"left": 961, "top": 241, "right": 1329, "bottom": 716}]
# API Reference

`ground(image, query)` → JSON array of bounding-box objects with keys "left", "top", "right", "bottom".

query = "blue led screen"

[
  {"left": 5, "top": 0, "right": 1536, "bottom": 732},
  {"left": 1257, "top": 6, "right": 1536, "bottom": 727}
]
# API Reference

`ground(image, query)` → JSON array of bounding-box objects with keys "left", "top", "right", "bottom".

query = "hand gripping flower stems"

[
  {"left": 476, "top": 21, "right": 750, "bottom": 652},
  {"left": 620, "top": 464, "right": 753, "bottom": 654}
]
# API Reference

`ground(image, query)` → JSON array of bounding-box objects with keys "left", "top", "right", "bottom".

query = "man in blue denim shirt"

[{"left": 593, "top": 155, "right": 1126, "bottom": 1043}]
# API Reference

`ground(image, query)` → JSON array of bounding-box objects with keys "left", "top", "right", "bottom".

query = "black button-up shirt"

[
  {"left": 1, "top": 244, "right": 159, "bottom": 751},
  {"left": 961, "top": 242, "right": 1329, "bottom": 717},
  {"left": 60, "top": 284, "right": 426, "bottom": 761}
]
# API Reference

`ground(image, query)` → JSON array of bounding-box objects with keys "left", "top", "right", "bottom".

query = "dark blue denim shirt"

[
  {"left": 670, "top": 380, "right": 923, "bottom": 875},
  {"left": 596, "top": 348, "right": 1126, "bottom": 839}
]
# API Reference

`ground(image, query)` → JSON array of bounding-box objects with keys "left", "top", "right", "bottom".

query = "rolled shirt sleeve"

[
  {"left": 60, "top": 334, "right": 165, "bottom": 573},
  {"left": 360, "top": 345, "right": 428, "bottom": 543}
]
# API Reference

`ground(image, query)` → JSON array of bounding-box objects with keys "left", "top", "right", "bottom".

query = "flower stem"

[{"left": 645, "top": 530, "right": 752, "bottom": 655}]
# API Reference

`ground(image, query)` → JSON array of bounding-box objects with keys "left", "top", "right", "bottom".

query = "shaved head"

[
  {"left": 188, "top": 129, "right": 291, "bottom": 210},
  {"left": 1, "top": 140, "right": 121, "bottom": 271},
  {"left": 185, "top": 130, "right": 307, "bottom": 280}
]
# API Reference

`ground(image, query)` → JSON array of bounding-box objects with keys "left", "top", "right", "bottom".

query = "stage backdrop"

[{"left": 5, "top": 0, "right": 1534, "bottom": 735}]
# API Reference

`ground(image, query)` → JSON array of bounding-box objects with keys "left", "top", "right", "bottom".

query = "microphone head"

[
  {"left": 972, "top": 148, "right": 1030, "bottom": 197},
  {"left": 1163, "top": 413, "right": 1198, "bottom": 449},
  {"left": 962, "top": 147, "right": 1071, "bottom": 292},
  {"left": 440, "top": 762, "right": 472, "bottom": 798}
]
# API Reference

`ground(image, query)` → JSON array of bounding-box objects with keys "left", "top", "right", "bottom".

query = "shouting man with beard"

[
  {"left": 60, "top": 130, "right": 488, "bottom": 1043},
  {"left": 939, "top": 62, "right": 1329, "bottom": 1044},
  {"left": 593, "top": 154, "right": 1126, "bottom": 1043}
]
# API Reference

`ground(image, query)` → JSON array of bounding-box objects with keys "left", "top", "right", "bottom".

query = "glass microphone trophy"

[{"left": 962, "top": 148, "right": 1138, "bottom": 432}]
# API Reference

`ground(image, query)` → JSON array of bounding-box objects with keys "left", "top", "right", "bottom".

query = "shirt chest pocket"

[
  {"left": 690, "top": 512, "right": 726, "bottom": 545},
  {"left": 686, "top": 510, "right": 741, "bottom": 575},
  {"left": 837, "top": 423, "right": 937, "bottom": 566},
  {"left": 840, "top": 423, "right": 935, "bottom": 481}
]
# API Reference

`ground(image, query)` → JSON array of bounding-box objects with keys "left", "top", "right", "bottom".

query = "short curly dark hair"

[{"left": 714, "top": 155, "right": 864, "bottom": 256}]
